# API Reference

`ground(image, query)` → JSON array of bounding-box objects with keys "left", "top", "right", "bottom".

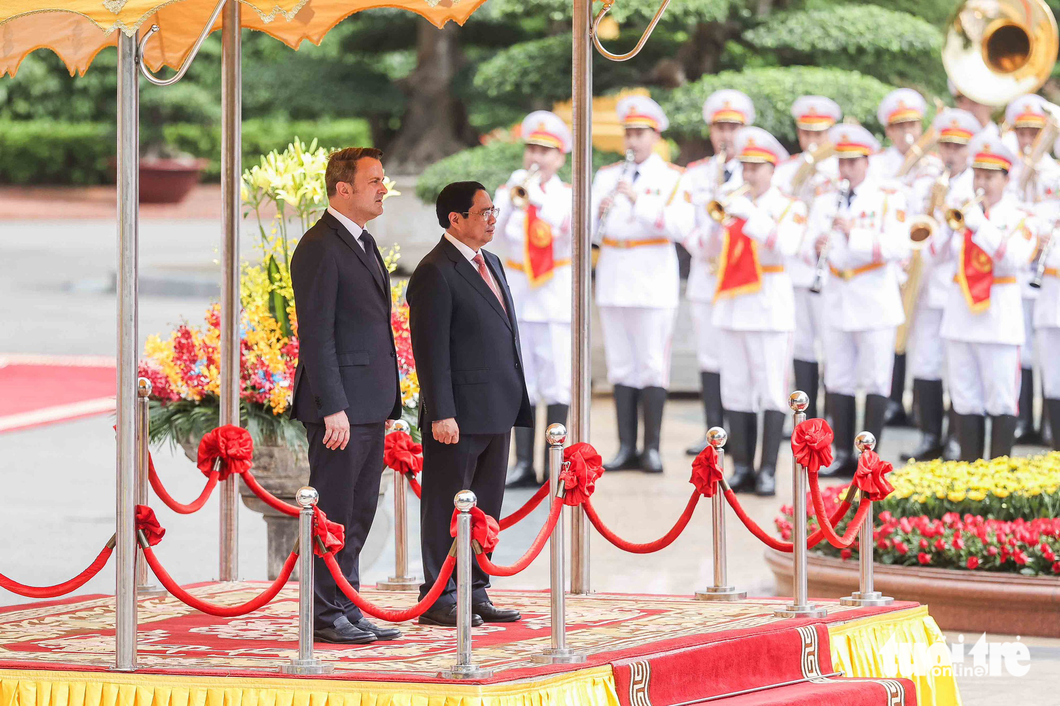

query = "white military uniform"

[
  {"left": 867, "top": 88, "right": 945, "bottom": 216},
  {"left": 1034, "top": 234, "right": 1060, "bottom": 399},
  {"left": 495, "top": 171, "right": 572, "bottom": 406},
  {"left": 593, "top": 151, "right": 693, "bottom": 388}
]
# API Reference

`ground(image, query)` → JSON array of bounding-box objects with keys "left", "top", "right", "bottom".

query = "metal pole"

[
  {"left": 696, "top": 427, "right": 746, "bottom": 601},
  {"left": 440, "top": 491, "right": 493, "bottom": 679},
  {"left": 569, "top": 0, "right": 594, "bottom": 597},
  {"left": 282, "top": 487, "right": 334, "bottom": 674},
  {"left": 534, "top": 425, "right": 586, "bottom": 664},
  {"left": 135, "top": 378, "right": 161, "bottom": 595},
  {"left": 841, "top": 432, "right": 893, "bottom": 607},
  {"left": 775, "top": 391, "right": 827, "bottom": 619},
  {"left": 379, "top": 420, "right": 420, "bottom": 591},
  {"left": 218, "top": 0, "right": 242, "bottom": 582},
  {"left": 114, "top": 31, "right": 139, "bottom": 673}
]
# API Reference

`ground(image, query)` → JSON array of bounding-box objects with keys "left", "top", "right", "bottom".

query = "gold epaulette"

[{"left": 601, "top": 160, "right": 626, "bottom": 170}]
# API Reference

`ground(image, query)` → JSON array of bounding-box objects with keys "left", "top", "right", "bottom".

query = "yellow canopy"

[{"left": 0, "top": 0, "right": 487, "bottom": 77}]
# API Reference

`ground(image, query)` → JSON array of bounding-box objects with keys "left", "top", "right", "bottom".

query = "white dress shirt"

[
  {"left": 444, "top": 231, "right": 501, "bottom": 292},
  {"left": 327, "top": 206, "right": 365, "bottom": 249}
]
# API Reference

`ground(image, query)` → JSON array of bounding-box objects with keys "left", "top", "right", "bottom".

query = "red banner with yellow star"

[
  {"left": 523, "top": 204, "right": 556, "bottom": 287},
  {"left": 714, "top": 218, "right": 762, "bottom": 301},
  {"left": 956, "top": 229, "right": 994, "bottom": 313}
]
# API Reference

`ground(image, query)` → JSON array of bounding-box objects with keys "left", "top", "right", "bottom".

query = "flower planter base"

[{"left": 766, "top": 548, "right": 1060, "bottom": 637}]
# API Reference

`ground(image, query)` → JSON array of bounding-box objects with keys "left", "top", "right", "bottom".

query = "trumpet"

[
  {"left": 707, "top": 183, "right": 752, "bottom": 223},
  {"left": 907, "top": 169, "right": 951, "bottom": 247},
  {"left": 810, "top": 179, "right": 851, "bottom": 294},
  {"left": 944, "top": 189, "right": 986, "bottom": 231},
  {"left": 510, "top": 163, "right": 541, "bottom": 210},
  {"left": 593, "top": 149, "right": 637, "bottom": 242}
]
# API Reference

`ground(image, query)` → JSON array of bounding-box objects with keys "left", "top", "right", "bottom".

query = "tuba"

[
  {"left": 1017, "top": 108, "right": 1060, "bottom": 201},
  {"left": 790, "top": 142, "right": 837, "bottom": 201},
  {"left": 943, "top": 0, "right": 1059, "bottom": 107},
  {"left": 896, "top": 171, "right": 950, "bottom": 354}
]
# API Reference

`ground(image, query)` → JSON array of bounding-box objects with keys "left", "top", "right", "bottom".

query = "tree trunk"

[{"left": 384, "top": 21, "right": 476, "bottom": 175}]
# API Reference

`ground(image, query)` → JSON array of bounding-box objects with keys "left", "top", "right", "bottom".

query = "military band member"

[
  {"left": 1034, "top": 225, "right": 1060, "bottom": 449},
  {"left": 681, "top": 89, "right": 756, "bottom": 456},
  {"left": 495, "top": 111, "right": 573, "bottom": 488},
  {"left": 935, "top": 130, "right": 1039, "bottom": 460},
  {"left": 869, "top": 88, "right": 945, "bottom": 430},
  {"left": 903, "top": 109, "right": 980, "bottom": 461},
  {"left": 774, "top": 95, "right": 842, "bottom": 421},
  {"left": 709, "top": 127, "right": 806, "bottom": 496},
  {"left": 1003, "top": 94, "right": 1060, "bottom": 444},
  {"left": 592, "top": 95, "right": 693, "bottom": 473},
  {"left": 809, "top": 124, "right": 911, "bottom": 476},
  {"left": 950, "top": 79, "right": 996, "bottom": 129}
]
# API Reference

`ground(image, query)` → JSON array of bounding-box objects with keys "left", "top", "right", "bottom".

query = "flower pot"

[
  {"left": 765, "top": 547, "right": 1060, "bottom": 637},
  {"left": 139, "top": 157, "right": 208, "bottom": 204},
  {"left": 180, "top": 438, "right": 391, "bottom": 580}
]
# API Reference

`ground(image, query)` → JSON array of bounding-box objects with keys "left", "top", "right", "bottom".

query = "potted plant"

[{"left": 137, "top": 86, "right": 211, "bottom": 204}]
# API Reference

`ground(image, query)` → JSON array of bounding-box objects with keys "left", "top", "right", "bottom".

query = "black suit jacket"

[
  {"left": 289, "top": 210, "right": 401, "bottom": 425},
  {"left": 407, "top": 236, "right": 533, "bottom": 435}
]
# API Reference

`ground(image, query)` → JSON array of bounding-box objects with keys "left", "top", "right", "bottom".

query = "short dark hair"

[
  {"left": 436, "top": 181, "right": 487, "bottom": 228},
  {"left": 325, "top": 147, "right": 383, "bottom": 196}
]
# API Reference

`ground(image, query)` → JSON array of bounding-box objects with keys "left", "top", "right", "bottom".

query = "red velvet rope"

[
  {"left": 326, "top": 552, "right": 457, "bottom": 622},
  {"left": 476, "top": 497, "right": 563, "bottom": 576},
  {"left": 808, "top": 475, "right": 873, "bottom": 549},
  {"left": 583, "top": 492, "right": 701, "bottom": 554},
  {"left": 723, "top": 488, "right": 857, "bottom": 553},
  {"left": 498, "top": 482, "right": 551, "bottom": 530},
  {"left": 407, "top": 475, "right": 422, "bottom": 499},
  {"left": 241, "top": 470, "right": 299, "bottom": 517},
  {"left": 141, "top": 544, "right": 297, "bottom": 616},
  {"left": 147, "top": 453, "right": 219, "bottom": 514},
  {"left": 0, "top": 537, "right": 115, "bottom": 598}
]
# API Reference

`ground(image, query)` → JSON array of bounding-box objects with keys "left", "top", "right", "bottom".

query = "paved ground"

[{"left": 1, "top": 208, "right": 1057, "bottom": 703}]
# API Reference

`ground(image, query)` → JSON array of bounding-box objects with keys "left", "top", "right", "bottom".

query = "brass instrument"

[
  {"left": 593, "top": 149, "right": 636, "bottom": 241},
  {"left": 897, "top": 128, "right": 940, "bottom": 180},
  {"left": 707, "top": 184, "right": 752, "bottom": 223},
  {"left": 510, "top": 163, "right": 541, "bottom": 210},
  {"left": 790, "top": 142, "right": 837, "bottom": 200},
  {"left": 907, "top": 170, "right": 951, "bottom": 246},
  {"left": 1017, "top": 109, "right": 1060, "bottom": 201},
  {"left": 943, "top": 0, "right": 1059, "bottom": 107},
  {"left": 810, "top": 179, "right": 851, "bottom": 294},
  {"left": 945, "top": 189, "right": 987, "bottom": 231},
  {"left": 896, "top": 171, "right": 950, "bottom": 354}
]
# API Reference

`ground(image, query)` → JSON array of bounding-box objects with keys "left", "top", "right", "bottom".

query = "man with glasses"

[{"left": 407, "top": 181, "right": 533, "bottom": 626}]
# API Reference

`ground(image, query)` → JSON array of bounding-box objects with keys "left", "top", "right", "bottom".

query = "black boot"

[
  {"left": 726, "top": 411, "right": 758, "bottom": 493},
  {"left": 884, "top": 353, "right": 912, "bottom": 427},
  {"left": 793, "top": 360, "right": 820, "bottom": 420},
  {"left": 942, "top": 407, "right": 961, "bottom": 461},
  {"left": 604, "top": 386, "right": 640, "bottom": 471},
  {"left": 686, "top": 371, "right": 724, "bottom": 455},
  {"left": 1043, "top": 400, "right": 1055, "bottom": 447},
  {"left": 820, "top": 393, "right": 858, "bottom": 477},
  {"left": 956, "top": 414, "right": 986, "bottom": 462},
  {"left": 505, "top": 405, "right": 537, "bottom": 488},
  {"left": 1046, "top": 398, "right": 1060, "bottom": 451},
  {"left": 1014, "top": 368, "right": 1040, "bottom": 444},
  {"left": 864, "top": 393, "right": 889, "bottom": 452},
  {"left": 539, "top": 403, "right": 569, "bottom": 483},
  {"left": 903, "top": 379, "right": 945, "bottom": 461},
  {"left": 990, "top": 414, "right": 1019, "bottom": 459},
  {"left": 640, "top": 386, "right": 667, "bottom": 473},
  {"left": 756, "top": 410, "right": 785, "bottom": 496}
]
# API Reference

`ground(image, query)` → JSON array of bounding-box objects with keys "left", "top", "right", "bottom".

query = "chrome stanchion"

[
  {"left": 774, "top": 391, "right": 828, "bottom": 619},
  {"left": 440, "top": 490, "right": 494, "bottom": 679},
  {"left": 841, "top": 432, "right": 893, "bottom": 607},
  {"left": 696, "top": 427, "right": 746, "bottom": 601},
  {"left": 534, "top": 424, "right": 587, "bottom": 664},
  {"left": 378, "top": 420, "right": 420, "bottom": 591},
  {"left": 135, "top": 378, "right": 162, "bottom": 595},
  {"left": 282, "top": 487, "right": 333, "bottom": 675}
]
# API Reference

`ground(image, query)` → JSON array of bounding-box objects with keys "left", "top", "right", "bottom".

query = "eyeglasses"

[{"left": 462, "top": 207, "right": 501, "bottom": 221}]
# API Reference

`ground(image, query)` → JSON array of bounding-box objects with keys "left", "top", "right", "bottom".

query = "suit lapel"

[
  {"left": 442, "top": 238, "right": 513, "bottom": 329},
  {"left": 483, "top": 251, "right": 516, "bottom": 323},
  {"left": 323, "top": 211, "right": 386, "bottom": 296}
]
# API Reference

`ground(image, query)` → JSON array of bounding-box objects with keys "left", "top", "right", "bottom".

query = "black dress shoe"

[
  {"left": 505, "top": 463, "right": 541, "bottom": 489},
  {"left": 685, "top": 436, "right": 709, "bottom": 456},
  {"left": 418, "top": 604, "right": 483, "bottom": 627},
  {"left": 351, "top": 617, "right": 402, "bottom": 641},
  {"left": 314, "top": 616, "right": 378, "bottom": 645},
  {"left": 640, "top": 448, "right": 664, "bottom": 473},
  {"left": 473, "top": 601, "right": 521, "bottom": 622}
]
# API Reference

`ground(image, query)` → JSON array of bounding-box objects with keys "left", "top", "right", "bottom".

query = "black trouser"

[
  {"left": 420, "top": 430, "right": 511, "bottom": 608},
  {"left": 305, "top": 420, "right": 385, "bottom": 629}
]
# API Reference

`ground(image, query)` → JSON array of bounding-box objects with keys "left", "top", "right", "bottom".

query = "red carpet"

[{"left": 0, "top": 354, "right": 115, "bottom": 433}]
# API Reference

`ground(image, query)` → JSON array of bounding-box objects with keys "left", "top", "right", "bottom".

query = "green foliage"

[
  {"left": 484, "top": 0, "right": 735, "bottom": 27},
  {"left": 743, "top": 6, "right": 945, "bottom": 93},
  {"left": 0, "top": 120, "right": 113, "bottom": 185},
  {"left": 657, "top": 66, "right": 898, "bottom": 149},
  {"left": 415, "top": 141, "right": 620, "bottom": 203},
  {"left": 149, "top": 398, "right": 306, "bottom": 452}
]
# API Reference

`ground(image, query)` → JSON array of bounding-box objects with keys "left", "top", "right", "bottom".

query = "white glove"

[
  {"left": 725, "top": 195, "right": 755, "bottom": 221},
  {"left": 961, "top": 202, "right": 986, "bottom": 233}
]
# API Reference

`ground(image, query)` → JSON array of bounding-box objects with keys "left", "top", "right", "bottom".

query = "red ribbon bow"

[
  {"left": 854, "top": 449, "right": 894, "bottom": 501},
  {"left": 691, "top": 445, "right": 724, "bottom": 497},
  {"left": 450, "top": 506, "right": 500, "bottom": 554},
  {"left": 560, "top": 442, "right": 604, "bottom": 506},
  {"left": 134, "top": 505, "right": 166, "bottom": 546},
  {"left": 312, "top": 507, "right": 346, "bottom": 557},
  {"left": 791, "top": 418, "right": 834, "bottom": 475},
  {"left": 383, "top": 431, "right": 423, "bottom": 476},
  {"left": 198, "top": 425, "right": 254, "bottom": 481}
]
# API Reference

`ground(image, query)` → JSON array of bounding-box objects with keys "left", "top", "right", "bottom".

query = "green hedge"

[
  {"left": 0, "top": 118, "right": 371, "bottom": 185},
  {"left": 656, "top": 66, "right": 902, "bottom": 150},
  {"left": 484, "top": 0, "right": 732, "bottom": 26},
  {"left": 416, "top": 141, "right": 621, "bottom": 204}
]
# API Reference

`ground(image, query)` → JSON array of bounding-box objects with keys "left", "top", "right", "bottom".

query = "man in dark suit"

[
  {"left": 407, "top": 181, "right": 534, "bottom": 626},
  {"left": 290, "top": 147, "right": 403, "bottom": 645}
]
